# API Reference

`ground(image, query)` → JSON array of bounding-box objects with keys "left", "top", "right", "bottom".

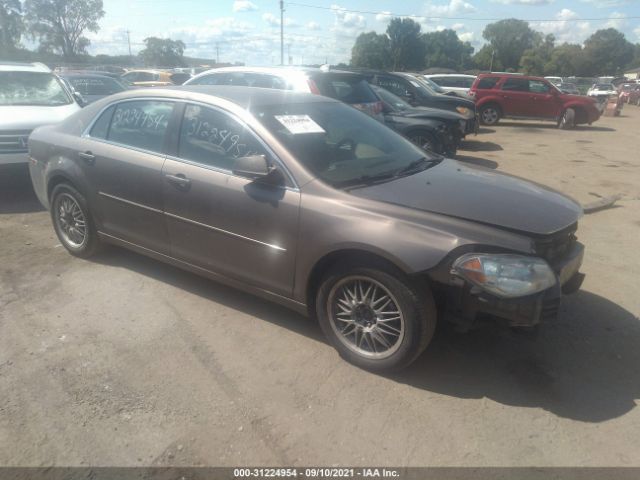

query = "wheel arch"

[
  {"left": 47, "top": 173, "right": 79, "bottom": 202},
  {"left": 305, "top": 248, "right": 412, "bottom": 315}
]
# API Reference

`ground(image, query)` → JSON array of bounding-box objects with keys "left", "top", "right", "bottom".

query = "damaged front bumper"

[{"left": 435, "top": 242, "right": 585, "bottom": 329}]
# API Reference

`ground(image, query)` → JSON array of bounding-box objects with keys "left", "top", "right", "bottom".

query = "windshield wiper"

[
  {"left": 395, "top": 156, "right": 442, "bottom": 176},
  {"left": 335, "top": 171, "right": 400, "bottom": 190}
]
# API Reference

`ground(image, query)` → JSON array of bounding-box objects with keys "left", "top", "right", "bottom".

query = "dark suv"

[
  {"left": 470, "top": 73, "right": 601, "bottom": 129},
  {"left": 360, "top": 71, "right": 477, "bottom": 135}
]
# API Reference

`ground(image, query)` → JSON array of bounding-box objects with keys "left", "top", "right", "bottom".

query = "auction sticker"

[{"left": 275, "top": 115, "right": 325, "bottom": 134}]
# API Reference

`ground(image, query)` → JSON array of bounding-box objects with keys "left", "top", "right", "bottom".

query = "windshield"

[
  {"left": 67, "top": 76, "right": 126, "bottom": 96},
  {"left": 595, "top": 84, "right": 615, "bottom": 90},
  {"left": 252, "top": 101, "right": 438, "bottom": 188},
  {"left": 372, "top": 85, "right": 411, "bottom": 111},
  {"left": 421, "top": 77, "right": 446, "bottom": 94},
  {"left": 0, "top": 72, "right": 73, "bottom": 106}
]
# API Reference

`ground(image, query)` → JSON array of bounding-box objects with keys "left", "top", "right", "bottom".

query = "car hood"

[
  {"left": 399, "top": 107, "right": 465, "bottom": 121},
  {"left": 0, "top": 103, "right": 80, "bottom": 130},
  {"left": 350, "top": 159, "right": 582, "bottom": 236}
]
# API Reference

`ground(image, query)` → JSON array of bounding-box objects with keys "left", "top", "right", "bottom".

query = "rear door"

[
  {"left": 161, "top": 103, "right": 300, "bottom": 296},
  {"left": 499, "top": 78, "right": 532, "bottom": 116},
  {"left": 81, "top": 99, "right": 175, "bottom": 253}
]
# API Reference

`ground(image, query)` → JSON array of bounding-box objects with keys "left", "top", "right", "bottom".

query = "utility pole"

[
  {"left": 490, "top": 49, "right": 495, "bottom": 72},
  {"left": 280, "top": 0, "right": 284, "bottom": 65},
  {"left": 126, "top": 30, "right": 132, "bottom": 63}
]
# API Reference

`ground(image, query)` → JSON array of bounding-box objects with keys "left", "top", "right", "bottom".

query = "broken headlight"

[{"left": 452, "top": 253, "right": 556, "bottom": 298}]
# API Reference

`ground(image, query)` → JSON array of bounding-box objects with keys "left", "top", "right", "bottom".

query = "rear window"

[
  {"left": 68, "top": 77, "right": 125, "bottom": 96},
  {"left": 476, "top": 77, "right": 499, "bottom": 90},
  {"left": 312, "top": 74, "right": 377, "bottom": 104}
]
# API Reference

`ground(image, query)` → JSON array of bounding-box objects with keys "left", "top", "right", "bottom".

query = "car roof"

[
  {"left": 61, "top": 73, "right": 117, "bottom": 80},
  {"left": 109, "top": 85, "right": 337, "bottom": 109},
  {"left": 0, "top": 62, "right": 51, "bottom": 73},
  {"left": 190, "top": 65, "right": 363, "bottom": 78},
  {"left": 424, "top": 74, "right": 476, "bottom": 78},
  {"left": 476, "top": 72, "right": 546, "bottom": 81}
]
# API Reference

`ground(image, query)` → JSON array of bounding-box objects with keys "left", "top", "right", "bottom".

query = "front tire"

[
  {"left": 408, "top": 130, "right": 440, "bottom": 154},
  {"left": 316, "top": 265, "right": 437, "bottom": 371},
  {"left": 50, "top": 183, "right": 101, "bottom": 258}
]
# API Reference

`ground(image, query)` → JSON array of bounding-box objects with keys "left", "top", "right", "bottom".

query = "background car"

[
  {"left": 121, "top": 69, "right": 175, "bottom": 87},
  {"left": 424, "top": 74, "right": 476, "bottom": 95},
  {"left": 359, "top": 71, "right": 477, "bottom": 134},
  {"left": 372, "top": 84, "right": 465, "bottom": 156},
  {"left": 60, "top": 73, "right": 129, "bottom": 104},
  {"left": 559, "top": 83, "right": 580, "bottom": 95},
  {"left": 185, "top": 66, "right": 384, "bottom": 121},
  {"left": 618, "top": 84, "right": 640, "bottom": 105},
  {"left": 470, "top": 73, "right": 601, "bottom": 129},
  {"left": 587, "top": 83, "right": 617, "bottom": 99},
  {"left": 28, "top": 86, "right": 585, "bottom": 371},
  {"left": 0, "top": 61, "right": 81, "bottom": 165}
]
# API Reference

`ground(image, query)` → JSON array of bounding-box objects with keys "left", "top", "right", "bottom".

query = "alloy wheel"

[
  {"left": 481, "top": 107, "right": 498, "bottom": 125},
  {"left": 54, "top": 193, "right": 87, "bottom": 248},
  {"left": 327, "top": 276, "right": 405, "bottom": 359}
]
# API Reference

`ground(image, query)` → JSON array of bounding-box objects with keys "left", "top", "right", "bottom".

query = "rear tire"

[
  {"left": 50, "top": 183, "right": 101, "bottom": 258},
  {"left": 316, "top": 264, "right": 437, "bottom": 371},
  {"left": 479, "top": 104, "right": 500, "bottom": 125},
  {"left": 408, "top": 130, "right": 440, "bottom": 154},
  {"left": 558, "top": 108, "right": 575, "bottom": 129}
]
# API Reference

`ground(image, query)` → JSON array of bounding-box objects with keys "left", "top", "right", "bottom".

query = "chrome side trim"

[
  {"left": 98, "top": 191, "right": 163, "bottom": 214},
  {"left": 164, "top": 211, "right": 287, "bottom": 252}
]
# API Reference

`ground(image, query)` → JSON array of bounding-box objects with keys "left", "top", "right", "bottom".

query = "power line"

[{"left": 286, "top": 1, "right": 640, "bottom": 23}]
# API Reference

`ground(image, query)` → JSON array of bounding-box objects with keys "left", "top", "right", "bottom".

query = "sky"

[{"left": 86, "top": 0, "right": 640, "bottom": 65}]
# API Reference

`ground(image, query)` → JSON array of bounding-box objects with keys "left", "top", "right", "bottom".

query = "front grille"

[
  {"left": 534, "top": 223, "right": 578, "bottom": 265},
  {"left": 0, "top": 130, "right": 31, "bottom": 154}
]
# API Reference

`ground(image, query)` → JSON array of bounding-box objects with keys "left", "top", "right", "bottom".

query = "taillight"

[{"left": 307, "top": 78, "right": 320, "bottom": 95}]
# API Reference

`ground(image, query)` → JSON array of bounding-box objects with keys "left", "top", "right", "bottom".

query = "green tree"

[
  {"left": 139, "top": 37, "right": 186, "bottom": 67},
  {"left": 473, "top": 44, "right": 502, "bottom": 71},
  {"left": 0, "top": 0, "right": 23, "bottom": 56},
  {"left": 423, "top": 29, "right": 474, "bottom": 70},
  {"left": 386, "top": 17, "right": 425, "bottom": 71},
  {"left": 24, "top": 0, "right": 104, "bottom": 60},
  {"left": 542, "top": 43, "right": 588, "bottom": 77},
  {"left": 583, "top": 28, "right": 634, "bottom": 75},
  {"left": 350, "top": 31, "right": 390, "bottom": 69},
  {"left": 520, "top": 34, "right": 554, "bottom": 76},
  {"left": 483, "top": 18, "right": 540, "bottom": 71}
]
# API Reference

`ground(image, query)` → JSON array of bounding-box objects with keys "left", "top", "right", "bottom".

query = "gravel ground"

[{"left": 0, "top": 106, "right": 638, "bottom": 467}]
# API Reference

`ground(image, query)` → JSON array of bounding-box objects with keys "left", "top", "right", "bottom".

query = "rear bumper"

[
  {"left": 438, "top": 243, "right": 585, "bottom": 328},
  {"left": 0, "top": 152, "right": 29, "bottom": 165}
]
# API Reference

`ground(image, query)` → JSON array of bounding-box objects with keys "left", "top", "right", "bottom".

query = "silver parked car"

[
  {"left": 0, "top": 62, "right": 81, "bottom": 165},
  {"left": 29, "top": 86, "right": 585, "bottom": 371}
]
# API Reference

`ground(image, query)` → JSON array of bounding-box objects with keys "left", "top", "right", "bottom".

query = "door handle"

[
  {"left": 165, "top": 173, "right": 191, "bottom": 188},
  {"left": 78, "top": 151, "right": 95, "bottom": 164}
]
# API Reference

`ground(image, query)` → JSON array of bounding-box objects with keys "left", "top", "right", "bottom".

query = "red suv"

[{"left": 470, "top": 73, "right": 601, "bottom": 129}]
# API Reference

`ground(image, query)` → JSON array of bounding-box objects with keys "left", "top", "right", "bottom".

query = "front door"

[
  {"left": 161, "top": 103, "right": 300, "bottom": 297},
  {"left": 499, "top": 77, "right": 532, "bottom": 117},
  {"left": 527, "top": 79, "right": 560, "bottom": 119},
  {"left": 79, "top": 99, "right": 175, "bottom": 254}
]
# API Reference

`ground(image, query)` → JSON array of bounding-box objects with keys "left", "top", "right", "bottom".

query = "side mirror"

[
  {"left": 73, "top": 91, "right": 87, "bottom": 107},
  {"left": 233, "top": 154, "right": 283, "bottom": 185}
]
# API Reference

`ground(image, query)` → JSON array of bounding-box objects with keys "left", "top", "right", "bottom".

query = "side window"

[
  {"left": 529, "top": 80, "right": 550, "bottom": 93},
  {"left": 377, "top": 77, "right": 410, "bottom": 97},
  {"left": 122, "top": 72, "right": 138, "bottom": 82},
  {"left": 461, "top": 77, "right": 475, "bottom": 88},
  {"left": 178, "top": 104, "right": 267, "bottom": 170},
  {"left": 107, "top": 100, "right": 173, "bottom": 153},
  {"left": 476, "top": 77, "right": 499, "bottom": 89},
  {"left": 89, "top": 105, "right": 115, "bottom": 139},
  {"left": 502, "top": 78, "right": 529, "bottom": 92},
  {"left": 190, "top": 74, "right": 222, "bottom": 85}
]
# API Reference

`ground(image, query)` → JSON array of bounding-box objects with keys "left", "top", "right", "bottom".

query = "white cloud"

[
  {"left": 635, "top": 26, "right": 640, "bottom": 40},
  {"left": 306, "top": 21, "right": 321, "bottom": 30},
  {"left": 459, "top": 31, "right": 475, "bottom": 43},
  {"left": 232, "top": 0, "right": 258, "bottom": 12},
  {"left": 493, "top": 0, "right": 554, "bottom": 4},
  {"left": 262, "top": 12, "right": 299, "bottom": 28},
  {"left": 604, "top": 12, "right": 627, "bottom": 29},
  {"left": 451, "top": 23, "right": 465, "bottom": 30},
  {"left": 330, "top": 4, "right": 367, "bottom": 37},
  {"left": 532, "top": 8, "right": 592, "bottom": 44},
  {"left": 424, "top": 0, "right": 476, "bottom": 18},
  {"left": 375, "top": 11, "right": 392, "bottom": 23},
  {"left": 580, "top": 0, "right": 630, "bottom": 7}
]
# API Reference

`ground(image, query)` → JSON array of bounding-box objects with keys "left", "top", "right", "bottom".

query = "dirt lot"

[{"left": 1, "top": 107, "right": 639, "bottom": 467}]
